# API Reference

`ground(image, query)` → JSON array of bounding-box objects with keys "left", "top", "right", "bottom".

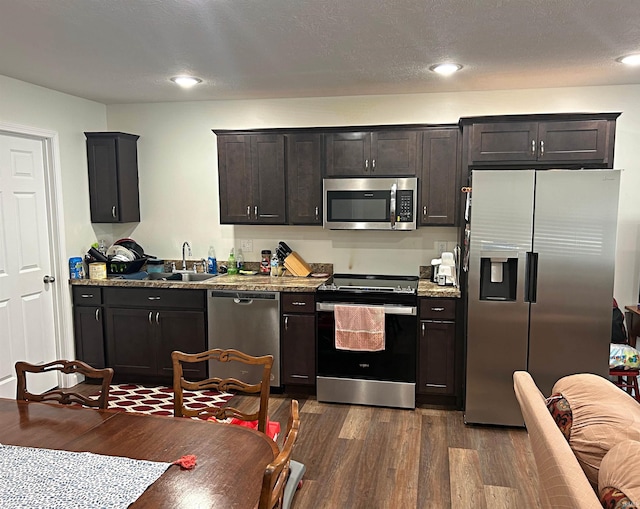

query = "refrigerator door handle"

[{"left": 524, "top": 251, "right": 539, "bottom": 303}]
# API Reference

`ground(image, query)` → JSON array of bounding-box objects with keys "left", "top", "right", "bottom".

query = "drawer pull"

[
  {"left": 290, "top": 374, "right": 309, "bottom": 379},
  {"left": 292, "top": 302, "right": 307, "bottom": 306},
  {"left": 425, "top": 383, "right": 447, "bottom": 388},
  {"left": 431, "top": 307, "right": 445, "bottom": 312},
  {"left": 81, "top": 294, "right": 94, "bottom": 298},
  {"left": 147, "top": 296, "right": 161, "bottom": 301}
]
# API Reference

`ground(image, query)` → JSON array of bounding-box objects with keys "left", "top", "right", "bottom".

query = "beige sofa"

[{"left": 513, "top": 371, "right": 640, "bottom": 509}]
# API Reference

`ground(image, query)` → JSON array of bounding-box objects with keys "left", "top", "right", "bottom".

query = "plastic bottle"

[
  {"left": 207, "top": 246, "right": 218, "bottom": 275},
  {"left": 270, "top": 253, "right": 279, "bottom": 277},
  {"left": 227, "top": 248, "right": 238, "bottom": 275},
  {"left": 236, "top": 248, "right": 244, "bottom": 271}
]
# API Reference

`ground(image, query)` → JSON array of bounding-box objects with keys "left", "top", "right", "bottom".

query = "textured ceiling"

[{"left": 0, "top": 0, "right": 639, "bottom": 104}]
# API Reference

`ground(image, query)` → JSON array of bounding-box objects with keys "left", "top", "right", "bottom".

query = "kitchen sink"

[{"left": 146, "top": 272, "right": 217, "bottom": 282}]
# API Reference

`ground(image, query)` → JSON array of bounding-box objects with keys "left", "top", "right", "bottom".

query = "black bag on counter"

[{"left": 612, "top": 298, "right": 627, "bottom": 344}]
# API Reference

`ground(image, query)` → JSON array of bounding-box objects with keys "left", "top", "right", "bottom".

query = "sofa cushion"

[
  {"left": 552, "top": 373, "right": 640, "bottom": 488},
  {"left": 599, "top": 440, "right": 640, "bottom": 508},
  {"left": 546, "top": 393, "right": 573, "bottom": 441}
]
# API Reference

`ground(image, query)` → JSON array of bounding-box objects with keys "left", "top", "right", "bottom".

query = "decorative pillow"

[
  {"left": 552, "top": 373, "right": 640, "bottom": 488},
  {"left": 598, "top": 440, "right": 640, "bottom": 508},
  {"left": 546, "top": 393, "right": 573, "bottom": 442}
]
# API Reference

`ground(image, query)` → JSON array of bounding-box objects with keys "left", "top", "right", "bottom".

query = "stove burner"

[{"left": 318, "top": 274, "right": 418, "bottom": 295}]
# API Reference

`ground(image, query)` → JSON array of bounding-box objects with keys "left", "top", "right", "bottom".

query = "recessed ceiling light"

[
  {"left": 617, "top": 54, "right": 640, "bottom": 66},
  {"left": 429, "top": 63, "right": 463, "bottom": 76},
  {"left": 170, "top": 76, "right": 203, "bottom": 88}
]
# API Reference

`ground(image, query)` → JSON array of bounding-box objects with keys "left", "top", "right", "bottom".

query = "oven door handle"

[{"left": 315, "top": 302, "right": 416, "bottom": 316}]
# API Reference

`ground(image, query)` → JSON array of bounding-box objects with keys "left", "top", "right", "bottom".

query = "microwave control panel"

[{"left": 397, "top": 190, "right": 414, "bottom": 222}]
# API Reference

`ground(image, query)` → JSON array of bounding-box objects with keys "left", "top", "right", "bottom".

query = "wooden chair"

[
  {"left": 15, "top": 359, "right": 113, "bottom": 409},
  {"left": 171, "top": 348, "right": 273, "bottom": 433},
  {"left": 259, "top": 399, "right": 304, "bottom": 509}
]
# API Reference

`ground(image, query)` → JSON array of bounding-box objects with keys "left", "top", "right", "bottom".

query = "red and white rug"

[{"left": 102, "top": 384, "right": 232, "bottom": 418}]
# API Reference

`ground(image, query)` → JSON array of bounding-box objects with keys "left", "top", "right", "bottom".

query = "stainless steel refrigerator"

[{"left": 464, "top": 169, "right": 620, "bottom": 426}]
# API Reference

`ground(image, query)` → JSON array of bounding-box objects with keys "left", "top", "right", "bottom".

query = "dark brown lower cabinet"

[
  {"left": 281, "top": 293, "right": 316, "bottom": 387},
  {"left": 103, "top": 288, "right": 207, "bottom": 383},
  {"left": 72, "top": 287, "right": 106, "bottom": 369},
  {"left": 417, "top": 298, "right": 456, "bottom": 396}
]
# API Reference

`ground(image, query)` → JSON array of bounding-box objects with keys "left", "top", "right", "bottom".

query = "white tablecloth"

[{"left": 0, "top": 444, "right": 170, "bottom": 509}]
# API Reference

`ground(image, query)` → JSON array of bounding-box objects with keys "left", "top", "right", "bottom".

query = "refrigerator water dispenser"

[{"left": 479, "top": 256, "right": 518, "bottom": 301}]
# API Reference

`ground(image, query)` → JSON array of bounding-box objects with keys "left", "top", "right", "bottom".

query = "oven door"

[{"left": 316, "top": 302, "right": 417, "bottom": 383}]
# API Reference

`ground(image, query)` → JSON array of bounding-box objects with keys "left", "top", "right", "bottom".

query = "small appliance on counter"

[{"left": 437, "top": 252, "right": 457, "bottom": 287}]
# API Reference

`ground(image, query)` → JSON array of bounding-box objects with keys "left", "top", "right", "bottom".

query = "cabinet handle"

[
  {"left": 156, "top": 312, "right": 160, "bottom": 324},
  {"left": 284, "top": 316, "right": 289, "bottom": 331},
  {"left": 425, "top": 383, "right": 447, "bottom": 388},
  {"left": 254, "top": 206, "right": 258, "bottom": 219},
  {"left": 421, "top": 322, "right": 425, "bottom": 335},
  {"left": 112, "top": 206, "right": 117, "bottom": 218},
  {"left": 423, "top": 206, "right": 427, "bottom": 216},
  {"left": 292, "top": 302, "right": 307, "bottom": 306},
  {"left": 147, "top": 296, "right": 161, "bottom": 301},
  {"left": 372, "top": 159, "right": 376, "bottom": 172},
  {"left": 365, "top": 159, "right": 369, "bottom": 171},
  {"left": 539, "top": 140, "right": 544, "bottom": 157},
  {"left": 95, "top": 308, "right": 100, "bottom": 322},
  {"left": 531, "top": 140, "right": 536, "bottom": 155},
  {"left": 290, "top": 374, "right": 309, "bottom": 379},
  {"left": 247, "top": 205, "right": 251, "bottom": 219},
  {"left": 431, "top": 307, "right": 445, "bottom": 312},
  {"left": 81, "top": 294, "right": 94, "bottom": 299},
  {"left": 260, "top": 214, "right": 279, "bottom": 218},
  {"left": 315, "top": 206, "right": 319, "bottom": 221},
  {"left": 148, "top": 311, "right": 153, "bottom": 324}
]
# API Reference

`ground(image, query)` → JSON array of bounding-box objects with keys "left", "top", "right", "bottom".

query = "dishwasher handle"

[{"left": 209, "top": 290, "right": 279, "bottom": 301}]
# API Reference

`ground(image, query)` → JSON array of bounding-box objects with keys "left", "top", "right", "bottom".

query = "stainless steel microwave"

[{"left": 323, "top": 177, "right": 418, "bottom": 230}]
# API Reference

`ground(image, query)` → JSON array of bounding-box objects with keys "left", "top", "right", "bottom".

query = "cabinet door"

[
  {"left": 86, "top": 133, "right": 140, "bottom": 223},
  {"left": 286, "top": 133, "right": 323, "bottom": 224},
  {"left": 419, "top": 129, "right": 459, "bottom": 225},
  {"left": 73, "top": 306, "right": 106, "bottom": 369},
  {"left": 105, "top": 308, "right": 157, "bottom": 377},
  {"left": 325, "top": 132, "right": 371, "bottom": 176},
  {"left": 251, "top": 134, "right": 286, "bottom": 224},
  {"left": 371, "top": 130, "right": 418, "bottom": 176},
  {"left": 418, "top": 320, "right": 455, "bottom": 395},
  {"left": 537, "top": 120, "right": 608, "bottom": 163},
  {"left": 156, "top": 310, "right": 207, "bottom": 380},
  {"left": 218, "top": 135, "right": 253, "bottom": 224},
  {"left": 282, "top": 314, "right": 316, "bottom": 386},
  {"left": 469, "top": 122, "right": 538, "bottom": 164}
]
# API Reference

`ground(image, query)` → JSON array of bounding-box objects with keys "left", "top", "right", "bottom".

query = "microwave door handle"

[{"left": 390, "top": 183, "right": 397, "bottom": 229}]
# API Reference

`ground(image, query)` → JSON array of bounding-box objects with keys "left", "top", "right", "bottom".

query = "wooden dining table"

[{"left": 0, "top": 398, "right": 278, "bottom": 508}]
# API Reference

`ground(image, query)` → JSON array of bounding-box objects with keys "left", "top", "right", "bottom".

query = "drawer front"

[
  {"left": 281, "top": 293, "right": 315, "bottom": 314},
  {"left": 104, "top": 287, "right": 206, "bottom": 310},
  {"left": 420, "top": 298, "right": 456, "bottom": 320},
  {"left": 72, "top": 286, "right": 102, "bottom": 306}
]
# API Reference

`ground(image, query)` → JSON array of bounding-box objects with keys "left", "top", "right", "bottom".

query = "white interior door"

[{"left": 0, "top": 133, "right": 58, "bottom": 398}]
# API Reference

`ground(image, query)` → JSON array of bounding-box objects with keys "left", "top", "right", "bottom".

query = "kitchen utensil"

[
  {"left": 278, "top": 241, "right": 293, "bottom": 256},
  {"left": 87, "top": 247, "right": 108, "bottom": 262}
]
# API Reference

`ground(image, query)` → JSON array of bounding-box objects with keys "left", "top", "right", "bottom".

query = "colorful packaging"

[{"left": 69, "top": 257, "right": 85, "bottom": 279}]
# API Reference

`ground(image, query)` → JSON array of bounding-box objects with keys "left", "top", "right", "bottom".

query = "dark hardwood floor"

[{"left": 73, "top": 384, "right": 542, "bottom": 508}]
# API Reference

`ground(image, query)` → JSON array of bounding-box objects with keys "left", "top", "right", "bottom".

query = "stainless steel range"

[{"left": 316, "top": 274, "right": 418, "bottom": 409}]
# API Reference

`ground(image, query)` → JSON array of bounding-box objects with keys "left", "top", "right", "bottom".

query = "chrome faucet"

[{"left": 182, "top": 241, "right": 192, "bottom": 271}]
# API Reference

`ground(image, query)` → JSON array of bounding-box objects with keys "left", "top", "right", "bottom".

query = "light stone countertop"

[{"left": 417, "top": 280, "right": 461, "bottom": 298}]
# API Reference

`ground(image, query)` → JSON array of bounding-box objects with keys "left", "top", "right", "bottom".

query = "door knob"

[{"left": 43, "top": 275, "right": 55, "bottom": 283}]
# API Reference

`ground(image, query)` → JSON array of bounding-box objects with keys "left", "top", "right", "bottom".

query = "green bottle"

[{"left": 227, "top": 248, "right": 238, "bottom": 275}]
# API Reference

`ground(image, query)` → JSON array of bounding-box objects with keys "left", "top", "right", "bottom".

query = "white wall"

[{"left": 107, "top": 85, "right": 640, "bottom": 305}]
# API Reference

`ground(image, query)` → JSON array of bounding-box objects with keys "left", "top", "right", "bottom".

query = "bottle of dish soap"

[
  {"left": 207, "top": 246, "right": 218, "bottom": 275},
  {"left": 227, "top": 248, "right": 238, "bottom": 275}
]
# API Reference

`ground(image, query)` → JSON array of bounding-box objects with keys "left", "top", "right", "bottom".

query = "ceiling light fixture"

[
  {"left": 170, "top": 76, "right": 203, "bottom": 88},
  {"left": 429, "top": 63, "right": 463, "bottom": 76},
  {"left": 617, "top": 54, "right": 640, "bottom": 66}
]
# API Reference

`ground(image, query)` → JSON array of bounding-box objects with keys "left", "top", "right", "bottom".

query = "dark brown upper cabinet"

[
  {"left": 419, "top": 128, "right": 460, "bottom": 226},
  {"left": 461, "top": 113, "right": 620, "bottom": 168},
  {"left": 217, "top": 133, "right": 286, "bottom": 224},
  {"left": 85, "top": 132, "right": 140, "bottom": 223},
  {"left": 286, "top": 133, "right": 323, "bottom": 225},
  {"left": 325, "top": 130, "right": 419, "bottom": 177}
]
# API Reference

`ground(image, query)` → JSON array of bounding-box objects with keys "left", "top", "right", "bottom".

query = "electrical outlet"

[
  {"left": 436, "top": 241, "right": 447, "bottom": 255},
  {"left": 241, "top": 239, "right": 253, "bottom": 253}
]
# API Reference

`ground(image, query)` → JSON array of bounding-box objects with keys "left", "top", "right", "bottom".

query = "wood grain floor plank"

[
  {"left": 418, "top": 412, "right": 451, "bottom": 507},
  {"left": 339, "top": 405, "right": 375, "bottom": 439},
  {"left": 449, "top": 447, "right": 488, "bottom": 509},
  {"left": 484, "top": 485, "right": 520, "bottom": 509}
]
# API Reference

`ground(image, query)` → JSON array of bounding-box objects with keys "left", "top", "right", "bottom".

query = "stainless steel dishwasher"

[{"left": 207, "top": 290, "right": 280, "bottom": 387}]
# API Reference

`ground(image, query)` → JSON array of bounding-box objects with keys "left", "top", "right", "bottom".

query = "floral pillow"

[{"left": 545, "top": 393, "right": 572, "bottom": 442}]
